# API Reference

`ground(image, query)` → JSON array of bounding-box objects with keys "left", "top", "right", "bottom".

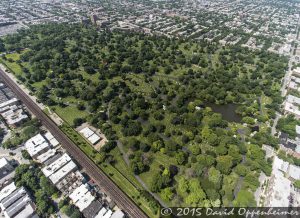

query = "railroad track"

[{"left": 0, "top": 68, "right": 148, "bottom": 218}]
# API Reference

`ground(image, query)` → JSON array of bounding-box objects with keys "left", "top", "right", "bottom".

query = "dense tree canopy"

[{"left": 1, "top": 23, "right": 287, "bottom": 208}]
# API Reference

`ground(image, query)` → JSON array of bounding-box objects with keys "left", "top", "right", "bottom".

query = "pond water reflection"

[{"left": 207, "top": 103, "right": 242, "bottom": 123}]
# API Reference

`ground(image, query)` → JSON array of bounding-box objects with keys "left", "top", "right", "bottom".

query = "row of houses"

[
  {"left": 265, "top": 66, "right": 300, "bottom": 207},
  {"left": 24, "top": 132, "right": 125, "bottom": 218},
  {"left": 265, "top": 156, "right": 300, "bottom": 207},
  {"left": 0, "top": 82, "right": 28, "bottom": 127},
  {"left": 284, "top": 67, "right": 300, "bottom": 115},
  {"left": 281, "top": 67, "right": 300, "bottom": 156},
  {"left": 0, "top": 182, "right": 38, "bottom": 218},
  {"left": 0, "top": 158, "right": 39, "bottom": 218}
]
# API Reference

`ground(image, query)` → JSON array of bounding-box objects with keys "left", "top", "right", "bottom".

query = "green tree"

[
  {"left": 233, "top": 190, "right": 256, "bottom": 207},
  {"left": 216, "top": 155, "right": 233, "bottom": 175}
]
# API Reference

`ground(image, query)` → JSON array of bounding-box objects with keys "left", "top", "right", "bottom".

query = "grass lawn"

[
  {"left": 0, "top": 52, "right": 26, "bottom": 77},
  {"left": 51, "top": 105, "right": 88, "bottom": 125},
  {"left": 139, "top": 152, "right": 177, "bottom": 189},
  {"left": 32, "top": 80, "right": 47, "bottom": 89},
  {"left": 260, "top": 93, "right": 272, "bottom": 117},
  {"left": 5, "top": 52, "right": 21, "bottom": 61}
]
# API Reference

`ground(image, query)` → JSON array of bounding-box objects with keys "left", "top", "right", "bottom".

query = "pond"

[{"left": 207, "top": 103, "right": 242, "bottom": 123}]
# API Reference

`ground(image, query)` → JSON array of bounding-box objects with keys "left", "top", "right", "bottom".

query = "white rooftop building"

[
  {"left": 13, "top": 203, "right": 36, "bottom": 218},
  {"left": 286, "top": 95, "right": 300, "bottom": 105},
  {"left": 0, "top": 98, "right": 19, "bottom": 109},
  {"left": 49, "top": 160, "right": 77, "bottom": 185},
  {"left": 79, "top": 127, "right": 101, "bottom": 145},
  {"left": 44, "top": 131, "right": 54, "bottom": 141},
  {"left": 0, "top": 157, "right": 13, "bottom": 173},
  {"left": 95, "top": 207, "right": 109, "bottom": 218},
  {"left": 293, "top": 67, "right": 300, "bottom": 76},
  {"left": 265, "top": 169, "right": 291, "bottom": 207},
  {"left": 80, "top": 127, "right": 94, "bottom": 138},
  {"left": 111, "top": 210, "right": 125, "bottom": 218},
  {"left": 49, "top": 138, "right": 59, "bottom": 147},
  {"left": 44, "top": 131, "right": 60, "bottom": 147},
  {"left": 36, "top": 149, "right": 57, "bottom": 163},
  {"left": 288, "top": 165, "right": 300, "bottom": 180},
  {"left": 284, "top": 101, "right": 300, "bottom": 118},
  {"left": 0, "top": 98, "right": 28, "bottom": 127},
  {"left": 25, "top": 134, "right": 50, "bottom": 158},
  {"left": 0, "top": 187, "right": 27, "bottom": 210},
  {"left": 273, "top": 156, "right": 289, "bottom": 173},
  {"left": 88, "top": 134, "right": 101, "bottom": 145},
  {"left": 265, "top": 157, "right": 291, "bottom": 207},
  {"left": 0, "top": 182, "right": 38, "bottom": 218},
  {"left": 296, "top": 125, "right": 300, "bottom": 136},
  {"left": 42, "top": 153, "right": 72, "bottom": 177},
  {"left": 69, "top": 184, "right": 95, "bottom": 211},
  {"left": 0, "top": 182, "right": 17, "bottom": 202}
]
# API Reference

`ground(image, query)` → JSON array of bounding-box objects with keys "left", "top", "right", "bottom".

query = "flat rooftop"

[
  {"left": 0, "top": 182, "right": 17, "bottom": 202},
  {"left": 42, "top": 153, "right": 71, "bottom": 177},
  {"left": 36, "top": 149, "right": 56, "bottom": 163},
  {"left": 25, "top": 134, "right": 50, "bottom": 157},
  {"left": 49, "top": 160, "right": 77, "bottom": 185},
  {"left": 69, "top": 184, "right": 95, "bottom": 211}
]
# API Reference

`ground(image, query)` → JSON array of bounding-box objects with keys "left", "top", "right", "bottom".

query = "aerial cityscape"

[{"left": 0, "top": 0, "right": 300, "bottom": 217}]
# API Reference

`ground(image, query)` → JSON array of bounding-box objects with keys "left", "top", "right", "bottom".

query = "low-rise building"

[
  {"left": 25, "top": 134, "right": 50, "bottom": 158},
  {"left": 0, "top": 157, "right": 15, "bottom": 186},
  {"left": 69, "top": 184, "right": 95, "bottom": 212},
  {"left": 42, "top": 153, "right": 72, "bottom": 177},
  {"left": 36, "top": 149, "right": 57, "bottom": 163},
  {"left": 0, "top": 98, "right": 28, "bottom": 127},
  {"left": 0, "top": 182, "right": 38, "bottom": 218},
  {"left": 79, "top": 127, "right": 101, "bottom": 145},
  {"left": 49, "top": 160, "right": 77, "bottom": 185}
]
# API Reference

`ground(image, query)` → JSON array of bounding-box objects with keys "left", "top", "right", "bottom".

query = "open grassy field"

[{"left": 52, "top": 105, "right": 88, "bottom": 126}]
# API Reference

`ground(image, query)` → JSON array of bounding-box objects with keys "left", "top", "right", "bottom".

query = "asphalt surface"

[{"left": 0, "top": 68, "right": 148, "bottom": 218}]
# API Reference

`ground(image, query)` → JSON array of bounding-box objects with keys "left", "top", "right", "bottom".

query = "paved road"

[{"left": 0, "top": 68, "right": 148, "bottom": 218}]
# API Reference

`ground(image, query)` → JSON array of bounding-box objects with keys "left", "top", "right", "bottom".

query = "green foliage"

[
  {"left": 277, "top": 114, "right": 300, "bottom": 138},
  {"left": 21, "top": 150, "right": 32, "bottom": 160},
  {"left": 1, "top": 23, "right": 288, "bottom": 208},
  {"left": 101, "top": 141, "right": 117, "bottom": 153},
  {"left": 0, "top": 38, "right": 5, "bottom": 52},
  {"left": 233, "top": 190, "right": 256, "bottom": 207},
  {"left": 161, "top": 187, "right": 173, "bottom": 201},
  {"left": 140, "top": 190, "right": 160, "bottom": 214},
  {"left": 62, "top": 205, "right": 81, "bottom": 218},
  {"left": 150, "top": 170, "right": 171, "bottom": 193},
  {"left": 14, "top": 164, "right": 57, "bottom": 217},
  {"left": 294, "top": 180, "right": 300, "bottom": 189},
  {"left": 2, "top": 118, "right": 40, "bottom": 149},
  {"left": 216, "top": 155, "right": 233, "bottom": 175},
  {"left": 208, "top": 167, "right": 221, "bottom": 185},
  {"left": 184, "top": 179, "right": 206, "bottom": 206}
]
